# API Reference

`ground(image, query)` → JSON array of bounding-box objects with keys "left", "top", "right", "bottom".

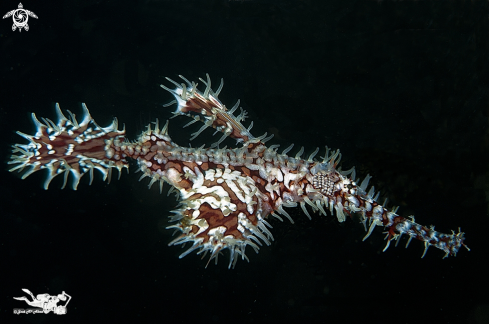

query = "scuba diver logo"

[
  {"left": 13, "top": 289, "right": 71, "bottom": 315},
  {"left": 3, "top": 3, "right": 38, "bottom": 32}
]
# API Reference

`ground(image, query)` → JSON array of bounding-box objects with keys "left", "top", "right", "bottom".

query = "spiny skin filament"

[{"left": 9, "top": 75, "right": 469, "bottom": 268}]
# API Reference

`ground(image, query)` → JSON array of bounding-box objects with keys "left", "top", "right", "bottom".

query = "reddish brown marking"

[
  {"left": 278, "top": 182, "right": 286, "bottom": 192},
  {"left": 30, "top": 130, "right": 128, "bottom": 170},
  {"left": 187, "top": 193, "right": 203, "bottom": 201},
  {"left": 223, "top": 221, "right": 241, "bottom": 239},
  {"left": 234, "top": 166, "right": 251, "bottom": 177},
  {"left": 357, "top": 197, "right": 365, "bottom": 207},
  {"left": 178, "top": 179, "right": 192, "bottom": 190},
  {"left": 219, "top": 181, "right": 257, "bottom": 225},
  {"left": 365, "top": 201, "right": 378, "bottom": 218},
  {"left": 201, "top": 162, "right": 209, "bottom": 171},
  {"left": 246, "top": 209, "right": 257, "bottom": 225},
  {"left": 144, "top": 152, "right": 156, "bottom": 160},
  {"left": 182, "top": 161, "right": 198, "bottom": 169},
  {"left": 150, "top": 164, "right": 161, "bottom": 170},
  {"left": 252, "top": 176, "right": 264, "bottom": 185},
  {"left": 389, "top": 215, "right": 405, "bottom": 229},
  {"left": 196, "top": 203, "right": 244, "bottom": 242},
  {"left": 182, "top": 96, "right": 251, "bottom": 143},
  {"left": 186, "top": 97, "right": 214, "bottom": 114},
  {"left": 251, "top": 175, "right": 268, "bottom": 195},
  {"left": 247, "top": 142, "right": 261, "bottom": 151},
  {"left": 220, "top": 181, "right": 239, "bottom": 201},
  {"left": 165, "top": 161, "right": 182, "bottom": 173}
]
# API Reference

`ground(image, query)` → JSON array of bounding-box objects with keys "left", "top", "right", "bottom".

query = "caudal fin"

[{"left": 8, "top": 103, "right": 128, "bottom": 190}]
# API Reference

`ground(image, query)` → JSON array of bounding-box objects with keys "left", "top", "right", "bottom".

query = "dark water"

[{"left": 1, "top": 0, "right": 488, "bottom": 323}]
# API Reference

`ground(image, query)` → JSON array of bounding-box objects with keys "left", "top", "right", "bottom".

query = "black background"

[{"left": 1, "top": 0, "right": 488, "bottom": 323}]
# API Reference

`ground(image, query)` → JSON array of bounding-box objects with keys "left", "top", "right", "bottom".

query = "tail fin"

[{"left": 8, "top": 103, "right": 128, "bottom": 190}]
